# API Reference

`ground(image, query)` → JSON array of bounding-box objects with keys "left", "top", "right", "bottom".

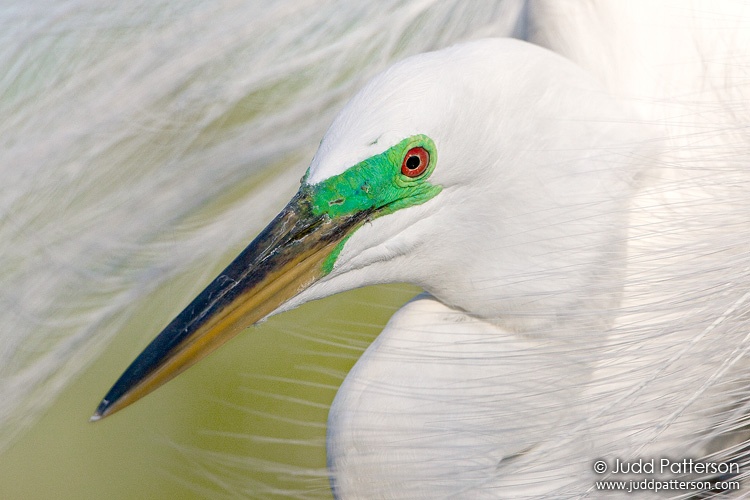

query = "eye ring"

[{"left": 401, "top": 147, "right": 429, "bottom": 178}]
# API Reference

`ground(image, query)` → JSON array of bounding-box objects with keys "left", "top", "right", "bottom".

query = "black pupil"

[{"left": 406, "top": 155, "right": 421, "bottom": 170}]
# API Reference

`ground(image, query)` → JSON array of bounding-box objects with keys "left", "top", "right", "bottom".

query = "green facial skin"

[{"left": 301, "top": 134, "right": 442, "bottom": 274}]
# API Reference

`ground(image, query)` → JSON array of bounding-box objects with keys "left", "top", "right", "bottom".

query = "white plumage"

[{"left": 315, "top": 36, "right": 748, "bottom": 497}]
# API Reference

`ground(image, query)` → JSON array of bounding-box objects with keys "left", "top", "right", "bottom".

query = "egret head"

[
  {"left": 93, "top": 38, "right": 648, "bottom": 419},
  {"left": 290, "top": 37, "right": 647, "bottom": 323}
]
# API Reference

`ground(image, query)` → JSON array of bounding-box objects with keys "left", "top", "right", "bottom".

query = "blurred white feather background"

[{"left": 2, "top": 0, "right": 750, "bottom": 498}]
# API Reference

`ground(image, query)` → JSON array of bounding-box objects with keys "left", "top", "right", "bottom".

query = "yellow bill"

[{"left": 91, "top": 190, "right": 371, "bottom": 420}]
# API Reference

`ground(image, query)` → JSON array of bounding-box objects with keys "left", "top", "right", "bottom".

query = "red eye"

[{"left": 401, "top": 147, "right": 429, "bottom": 177}]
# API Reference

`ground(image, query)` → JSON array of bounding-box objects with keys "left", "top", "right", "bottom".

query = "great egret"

[
  {"left": 4, "top": 1, "right": 750, "bottom": 498},
  {"left": 90, "top": 6, "right": 750, "bottom": 500},
  {"left": 92, "top": 38, "right": 650, "bottom": 497}
]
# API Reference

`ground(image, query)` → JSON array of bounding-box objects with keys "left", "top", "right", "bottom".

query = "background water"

[
  {"left": 1, "top": 282, "right": 418, "bottom": 499},
  {"left": 0, "top": 1, "right": 523, "bottom": 497},
  {"left": 6, "top": 2, "right": 750, "bottom": 498}
]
